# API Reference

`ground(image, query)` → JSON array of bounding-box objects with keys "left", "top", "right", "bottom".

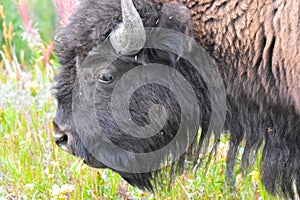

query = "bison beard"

[{"left": 53, "top": 0, "right": 300, "bottom": 198}]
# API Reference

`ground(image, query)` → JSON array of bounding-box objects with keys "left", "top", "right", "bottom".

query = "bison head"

[{"left": 53, "top": 0, "right": 225, "bottom": 189}]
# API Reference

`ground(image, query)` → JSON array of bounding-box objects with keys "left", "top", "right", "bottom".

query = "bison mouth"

[
  {"left": 83, "top": 156, "right": 107, "bottom": 169},
  {"left": 83, "top": 156, "right": 153, "bottom": 190},
  {"left": 83, "top": 159, "right": 107, "bottom": 169}
]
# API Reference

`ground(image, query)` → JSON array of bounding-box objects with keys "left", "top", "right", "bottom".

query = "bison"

[{"left": 52, "top": 0, "right": 300, "bottom": 198}]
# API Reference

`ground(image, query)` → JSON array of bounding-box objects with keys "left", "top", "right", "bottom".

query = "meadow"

[{"left": 0, "top": 0, "right": 292, "bottom": 199}]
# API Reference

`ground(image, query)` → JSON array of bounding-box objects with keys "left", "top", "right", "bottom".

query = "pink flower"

[
  {"left": 55, "top": 0, "right": 78, "bottom": 26},
  {"left": 43, "top": 41, "right": 54, "bottom": 66},
  {"left": 17, "top": 0, "right": 41, "bottom": 47}
]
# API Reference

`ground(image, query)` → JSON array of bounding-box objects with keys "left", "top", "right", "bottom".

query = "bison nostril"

[
  {"left": 55, "top": 134, "right": 68, "bottom": 146},
  {"left": 52, "top": 121, "right": 71, "bottom": 148}
]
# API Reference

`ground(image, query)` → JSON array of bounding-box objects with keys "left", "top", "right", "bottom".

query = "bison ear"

[
  {"left": 157, "top": 2, "right": 193, "bottom": 35},
  {"left": 144, "top": 2, "right": 193, "bottom": 63}
]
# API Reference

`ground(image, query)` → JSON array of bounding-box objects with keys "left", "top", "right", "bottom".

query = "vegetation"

[{"left": 0, "top": 1, "right": 294, "bottom": 199}]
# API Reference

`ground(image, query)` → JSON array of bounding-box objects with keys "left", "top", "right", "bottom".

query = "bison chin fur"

[{"left": 53, "top": 0, "right": 300, "bottom": 198}]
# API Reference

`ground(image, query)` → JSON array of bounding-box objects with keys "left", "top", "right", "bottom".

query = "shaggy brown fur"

[
  {"left": 155, "top": 0, "right": 300, "bottom": 197},
  {"left": 156, "top": 0, "right": 300, "bottom": 113}
]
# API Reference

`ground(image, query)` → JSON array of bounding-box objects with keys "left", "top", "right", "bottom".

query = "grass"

[{"left": 0, "top": 1, "right": 295, "bottom": 199}]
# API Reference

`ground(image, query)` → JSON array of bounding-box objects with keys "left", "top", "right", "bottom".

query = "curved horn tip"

[{"left": 110, "top": 0, "right": 146, "bottom": 55}]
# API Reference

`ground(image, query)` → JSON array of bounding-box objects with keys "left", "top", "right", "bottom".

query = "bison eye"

[{"left": 98, "top": 73, "right": 113, "bottom": 84}]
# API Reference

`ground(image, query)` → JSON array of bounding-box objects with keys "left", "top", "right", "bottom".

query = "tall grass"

[{"left": 0, "top": 1, "right": 294, "bottom": 199}]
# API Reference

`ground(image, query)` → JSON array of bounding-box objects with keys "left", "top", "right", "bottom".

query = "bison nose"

[{"left": 52, "top": 121, "right": 71, "bottom": 152}]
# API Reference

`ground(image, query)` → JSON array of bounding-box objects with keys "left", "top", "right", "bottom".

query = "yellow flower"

[
  {"left": 26, "top": 81, "right": 39, "bottom": 96},
  {"left": 217, "top": 142, "right": 229, "bottom": 161},
  {"left": 250, "top": 170, "right": 260, "bottom": 182},
  {"left": 235, "top": 174, "right": 242, "bottom": 186},
  {"left": 0, "top": 5, "right": 5, "bottom": 19}
]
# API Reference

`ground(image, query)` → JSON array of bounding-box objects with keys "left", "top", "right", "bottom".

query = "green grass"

[{"left": 0, "top": 1, "right": 294, "bottom": 199}]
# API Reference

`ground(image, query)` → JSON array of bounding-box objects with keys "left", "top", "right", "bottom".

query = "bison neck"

[{"left": 156, "top": 0, "right": 300, "bottom": 113}]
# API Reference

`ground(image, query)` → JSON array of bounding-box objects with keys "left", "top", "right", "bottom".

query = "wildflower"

[
  {"left": 51, "top": 161, "right": 60, "bottom": 168},
  {"left": 24, "top": 184, "right": 35, "bottom": 191},
  {"left": 54, "top": 0, "right": 78, "bottom": 26},
  {"left": 51, "top": 184, "right": 75, "bottom": 200},
  {"left": 0, "top": 5, "right": 5, "bottom": 19},
  {"left": 42, "top": 41, "right": 54, "bottom": 67},
  {"left": 250, "top": 170, "right": 260, "bottom": 184},
  {"left": 235, "top": 174, "right": 242, "bottom": 187},
  {"left": 26, "top": 81, "right": 39, "bottom": 97},
  {"left": 60, "top": 184, "right": 75, "bottom": 194},
  {"left": 217, "top": 142, "right": 229, "bottom": 161},
  {"left": 17, "top": 0, "right": 42, "bottom": 48}
]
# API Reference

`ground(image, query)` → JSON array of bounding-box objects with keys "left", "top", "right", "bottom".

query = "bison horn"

[{"left": 110, "top": 0, "right": 146, "bottom": 55}]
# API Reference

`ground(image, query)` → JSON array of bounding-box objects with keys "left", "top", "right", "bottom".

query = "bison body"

[{"left": 53, "top": 0, "right": 300, "bottom": 198}]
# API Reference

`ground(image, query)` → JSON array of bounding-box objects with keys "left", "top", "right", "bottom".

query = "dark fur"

[{"left": 53, "top": 0, "right": 300, "bottom": 198}]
